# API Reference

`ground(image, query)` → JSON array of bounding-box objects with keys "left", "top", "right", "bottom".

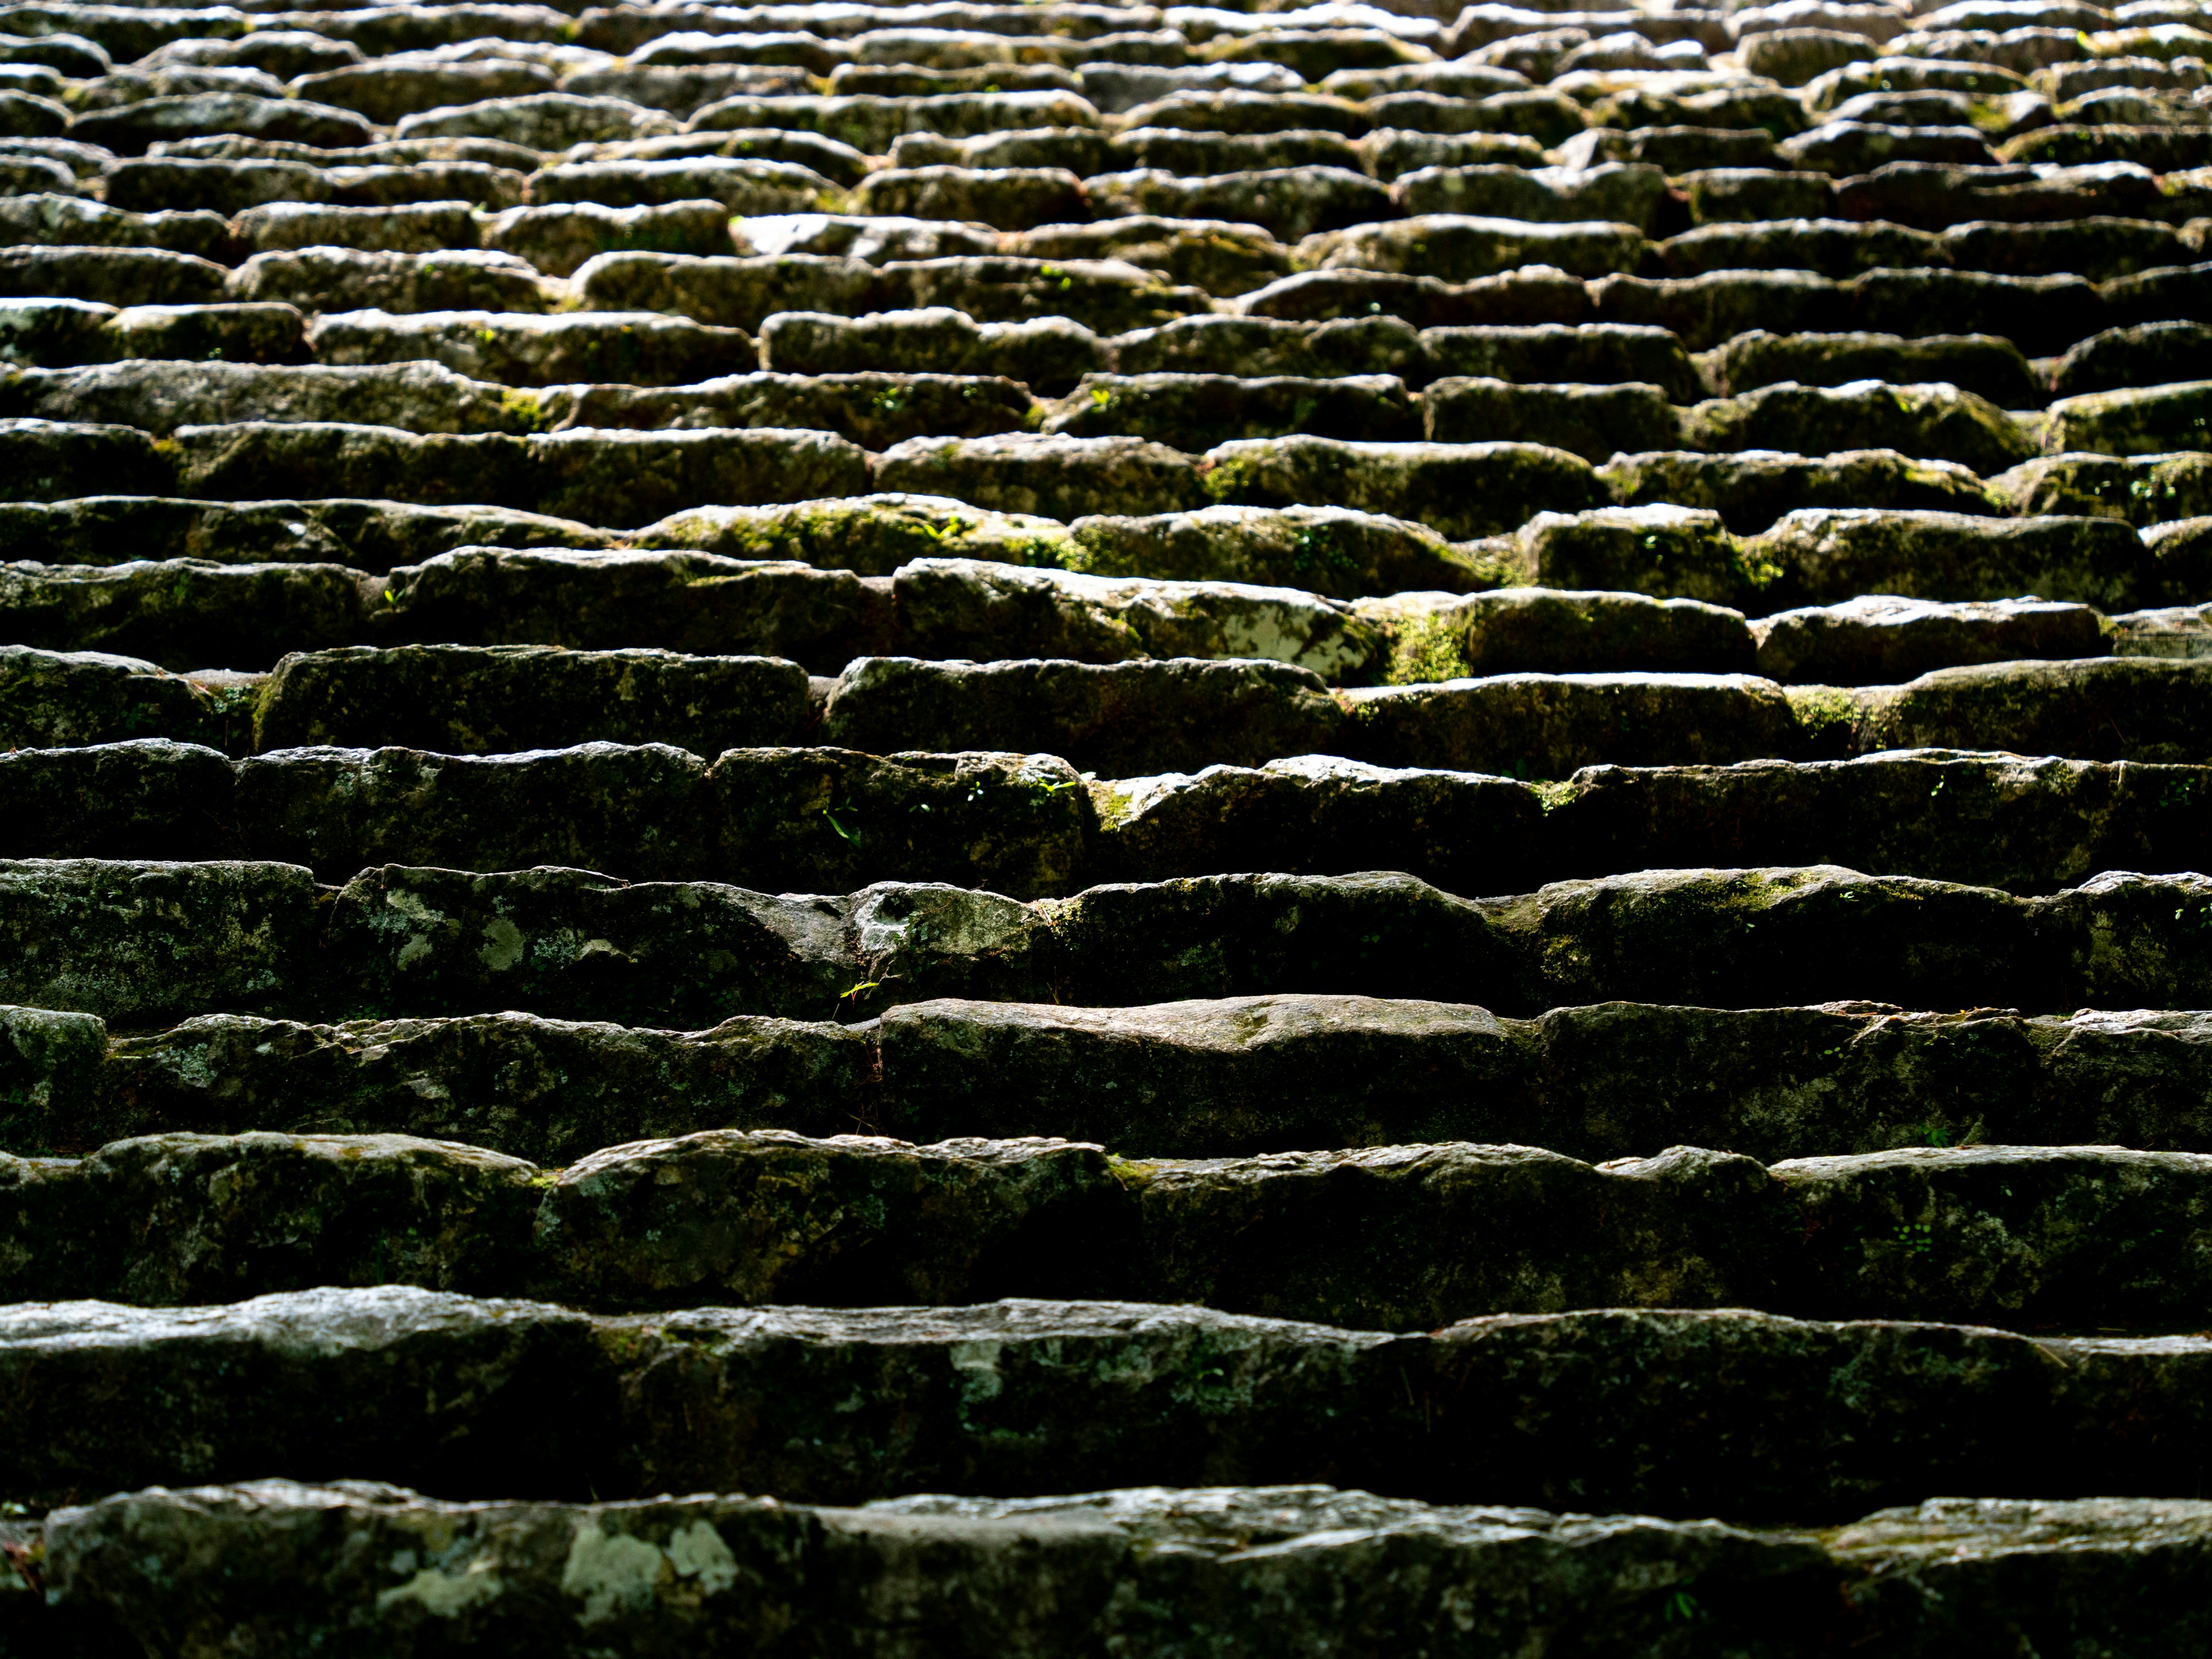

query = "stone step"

[
  {"left": 8, "top": 994, "right": 2208, "bottom": 1168},
  {"left": 8, "top": 1130, "right": 2212, "bottom": 1336},
  {"left": 0, "top": 733, "right": 2203, "bottom": 899},
  {"left": 0, "top": 857, "right": 2209, "bottom": 1029},
  {"left": 7, "top": 546, "right": 2150, "bottom": 683},
  {"left": 12, "top": 630, "right": 2212, "bottom": 771},
  {"left": 17, "top": 1483, "right": 2210, "bottom": 1657},
  {"left": 2, "top": 1287, "right": 2210, "bottom": 1517}
]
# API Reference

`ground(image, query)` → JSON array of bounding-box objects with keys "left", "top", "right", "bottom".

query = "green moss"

[{"left": 1385, "top": 613, "right": 1472, "bottom": 685}]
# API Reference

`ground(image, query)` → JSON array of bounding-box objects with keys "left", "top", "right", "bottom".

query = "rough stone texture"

[
  {"left": 0, "top": 858, "right": 319, "bottom": 1028},
  {"left": 3, "top": 1288, "right": 2212, "bottom": 1516},
  {"left": 1342, "top": 672, "right": 1800, "bottom": 777},
  {"left": 376, "top": 548, "right": 895, "bottom": 673},
  {"left": 1752, "top": 594, "right": 2110, "bottom": 684},
  {"left": 20, "top": 1482, "right": 2212, "bottom": 1657},
  {"left": 874, "top": 432, "right": 1210, "bottom": 522},
  {"left": 534, "top": 1129, "right": 1125, "bottom": 1308},
  {"left": 1065, "top": 504, "right": 1495, "bottom": 600},
  {"left": 253, "top": 645, "right": 812, "bottom": 757},
  {"left": 891, "top": 556, "right": 1385, "bottom": 681},
  {"left": 1744, "top": 508, "right": 2156, "bottom": 612},
  {"left": 0, "top": 558, "right": 371, "bottom": 672},
  {"left": 631, "top": 492, "right": 1071, "bottom": 578},
  {"left": 1990, "top": 451, "right": 2212, "bottom": 527},
  {"left": 820, "top": 656, "right": 1345, "bottom": 776},
  {"left": 92, "top": 1010, "right": 874, "bottom": 1166},
  {"left": 1854, "top": 657, "right": 2212, "bottom": 762},
  {"left": 0, "top": 738, "right": 235, "bottom": 868},
  {"left": 1199, "top": 436, "right": 1607, "bottom": 542},
  {"left": 1356, "top": 588, "right": 1756, "bottom": 681},
  {"left": 1601, "top": 448, "right": 2000, "bottom": 535},
  {"left": 0, "top": 645, "right": 246, "bottom": 751}
]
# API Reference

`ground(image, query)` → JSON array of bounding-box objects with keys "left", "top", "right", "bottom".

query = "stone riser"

[
  {"left": 9, "top": 1129, "right": 2212, "bottom": 1336},
  {"left": 5, "top": 995, "right": 2207, "bottom": 1166},
  {"left": 16, "top": 645, "right": 2212, "bottom": 776},
  {"left": 0, "top": 741, "right": 2205, "bottom": 897},
  {"left": 3, "top": 1289, "right": 2209, "bottom": 1519},
  {"left": 5, "top": 858, "right": 2212, "bottom": 1029},
  {"left": 10, "top": 1481, "right": 2210, "bottom": 1658}
]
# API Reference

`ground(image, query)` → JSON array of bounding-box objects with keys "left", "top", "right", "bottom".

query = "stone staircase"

[{"left": 4, "top": 0, "right": 2212, "bottom": 1646}]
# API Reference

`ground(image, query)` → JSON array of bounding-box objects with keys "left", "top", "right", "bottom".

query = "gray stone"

[
  {"left": 1357, "top": 587, "right": 1756, "bottom": 681},
  {"left": 874, "top": 432, "right": 1209, "bottom": 521},
  {"left": 1200, "top": 436, "right": 1606, "bottom": 543},
  {"left": 0, "top": 360, "right": 541, "bottom": 439},
  {"left": 482, "top": 200, "right": 737, "bottom": 280},
  {"left": 226, "top": 248, "right": 559, "bottom": 315},
  {"left": 631, "top": 492, "right": 1076, "bottom": 577},
  {"left": 1299, "top": 214, "right": 1647, "bottom": 283},
  {"left": 25, "top": 1481, "right": 2212, "bottom": 1657},
  {"left": 93, "top": 1009, "right": 873, "bottom": 1166},
  {"left": 819, "top": 656, "right": 1344, "bottom": 775},
  {"left": 377, "top": 547, "right": 892, "bottom": 672},
  {"left": 253, "top": 644, "right": 812, "bottom": 757},
  {"left": 1743, "top": 507, "right": 2155, "bottom": 612},
  {"left": 1601, "top": 449, "right": 1999, "bottom": 534},
  {"left": 1342, "top": 672, "right": 1800, "bottom": 777},
  {"left": 1065, "top": 504, "right": 1498, "bottom": 598},
  {"left": 1988, "top": 452, "right": 2212, "bottom": 527},
  {"left": 305, "top": 308, "right": 757, "bottom": 389},
  {"left": 1853, "top": 656, "right": 2212, "bottom": 762},
  {"left": 3, "top": 1288, "right": 2212, "bottom": 1516},
  {"left": 0, "top": 645, "right": 245, "bottom": 752},
  {"left": 1752, "top": 594, "right": 2109, "bottom": 683},
  {"left": 0, "top": 857, "right": 319, "bottom": 1028},
  {"left": 0, "top": 558, "right": 370, "bottom": 672},
  {"left": 1042, "top": 372, "right": 1421, "bottom": 448}
]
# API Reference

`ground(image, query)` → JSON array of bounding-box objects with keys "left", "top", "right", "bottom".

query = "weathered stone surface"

[
  {"left": 1702, "top": 329, "right": 2043, "bottom": 409},
  {"left": 0, "top": 558, "right": 370, "bottom": 672},
  {"left": 166, "top": 422, "right": 871, "bottom": 529},
  {"left": 874, "top": 432, "right": 1209, "bottom": 521},
  {"left": 1549, "top": 752, "right": 2212, "bottom": 895},
  {"left": 91, "top": 1010, "right": 873, "bottom": 1166},
  {"left": 632, "top": 492, "right": 1075, "bottom": 577},
  {"left": 555, "top": 371, "right": 1037, "bottom": 450},
  {"left": 0, "top": 244, "right": 228, "bottom": 308},
  {"left": 1009, "top": 214, "right": 1294, "bottom": 298},
  {"left": 1777, "top": 1144, "right": 2212, "bottom": 1331},
  {"left": 0, "top": 738, "right": 234, "bottom": 871},
  {"left": 4, "top": 1288, "right": 2212, "bottom": 1515},
  {"left": 1853, "top": 657, "right": 2212, "bottom": 762},
  {"left": 0, "top": 645, "right": 245, "bottom": 752},
  {"left": 27, "top": 1482, "right": 2212, "bottom": 1657},
  {"left": 2050, "top": 321, "right": 2212, "bottom": 400},
  {"left": 573, "top": 250, "right": 879, "bottom": 332},
  {"left": 820, "top": 656, "right": 1344, "bottom": 775},
  {"left": 1601, "top": 448, "right": 1998, "bottom": 533},
  {"left": 0, "top": 192, "right": 234, "bottom": 264},
  {"left": 885, "top": 253, "right": 1210, "bottom": 335},
  {"left": 0, "top": 497, "right": 618, "bottom": 570},
  {"left": 1065, "top": 504, "right": 1497, "bottom": 599},
  {"left": 1744, "top": 507, "right": 2154, "bottom": 612},
  {"left": 757, "top": 306, "right": 1107, "bottom": 395},
  {"left": 1086, "top": 165, "right": 1393, "bottom": 244},
  {"left": 1752, "top": 594, "right": 2109, "bottom": 684},
  {"left": 1420, "top": 320, "right": 1704, "bottom": 403},
  {"left": 1358, "top": 586, "right": 1756, "bottom": 682},
  {"left": 0, "top": 415, "right": 170, "bottom": 501},
  {"left": 70, "top": 92, "right": 375, "bottom": 156},
  {"left": 1300, "top": 214, "right": 1646, "bottom": 283},
  {"left": 233, "top": 743, "right": 712, "bottom": 884},
  {"left": 0, "top": 360, "right": 543, "bottom": 440},
  {"left": 1129, "top": 1142, "right": 1791, "bottom": 1330},
  {"left": 1200, "top": 436, "right": 1605, "bottom": 542},
  {"left": 323, "top": 864, "right": 868, "bottom": 1028},
  {"left": 396, "top": 92, "right": 678, "bottom": 150},
  {"left": 226, "top": 247, "right": 558, "bottom": 316},
  {"left": 892, "top": 557, "right": 1384, "bottom": 681},
  {"left": 536, "top": 1129, "right": 1124, "bottom": 1307},
  {"left": 1681, "top": 380, "right": 2037, "bottom": 475},
  {"left": 306, "top": 308, "right": 759, "bottom": 389},
  {"left": 483, "top": 199, "right": 737, "bottom": 280},
  {"left": 1423, "top": 377, "right": 1681, "bottom": 463},
  {"left": 254, "top": 645, "right": 812, "bottom": 757},
  {"left": 1042, "top": 372, "right": 1419, "bottom": 448},
  {"left": 1342, "top": 672, "right": 1800, "bottom": 777},
  {"left": 0, "top": 858, "right": 319, "bottom": 1027},
  {"left": 377, "top": 547, "right": 892, "bottom": 672},
  {"left": 230, "top": 200, "right": 484, "bottom": 260},
  {"left": 1988, "top": 451, "right": 2212, "bottom": 527},
  {"left": 2045, "top": 378, "right": 2212, "bottom": 458}
]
